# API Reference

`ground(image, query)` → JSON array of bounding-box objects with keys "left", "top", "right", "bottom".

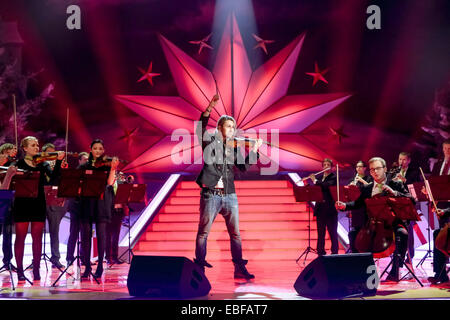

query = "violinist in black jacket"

[
  {"left": 305, "top": 158, "right": 339, "bottom": 256},
  {"left": 336, "top": 157, "right": 413, "bottom": 282},
  {"left": 194, "top": 94, "right": 262, "bottom": 280}
]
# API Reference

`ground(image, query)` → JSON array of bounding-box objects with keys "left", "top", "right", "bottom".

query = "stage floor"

[{"left": 0, "top": 246, "right": 448, "bottom": 300}]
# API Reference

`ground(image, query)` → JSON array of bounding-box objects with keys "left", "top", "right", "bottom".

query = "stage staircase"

[{"left": 134, "top": 180, "right": 343, "bottom": 262}]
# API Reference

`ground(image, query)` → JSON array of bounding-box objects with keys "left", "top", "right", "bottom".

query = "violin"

[
  {"left": 92, "top": 156, "right": 128, "bottom": 168},
  {"left": 225, "top": 137, "right": 269, "bottom": 148},
  {"left": 32, "top": 152, "right": 79, "bottom": 164}
]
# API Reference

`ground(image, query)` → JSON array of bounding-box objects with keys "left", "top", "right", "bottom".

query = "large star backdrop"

[{"left": 116, "top": 15, "right": 351, "bottom": 174}]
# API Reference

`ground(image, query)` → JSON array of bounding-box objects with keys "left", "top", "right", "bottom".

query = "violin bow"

[
  {"left": 419, "top": 167, "right": 439, "bottom": 213},
  {"left": 13, "top": 94, "right": 18, "bottom": 150},
  {"left": 65, "top": 108, "right": 69, "bottom": 163},
  {"left": 337, "top": 164, "right": 340, "bottom": 203}
]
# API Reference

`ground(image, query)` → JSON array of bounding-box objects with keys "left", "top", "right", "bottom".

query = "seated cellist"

[{"left": 335, "top": 157, "right": 413, "bottom": 282}]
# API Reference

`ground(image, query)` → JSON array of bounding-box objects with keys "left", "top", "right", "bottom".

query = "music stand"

[
  {"left": 9, "top": 172, "right": 40, "bottom": 285},
  {"left": 52, "top": 169, "right": 107, "bottom": 286},
  {"left": 0, "top": 190, "right": 16, "bottom": 290},
  {"left": 27, "top": 186, "right": 66, "bottom": 273},
  {"left": 369, "top": 197, "right": 423, "bottom": 286},
  {"left": 293, "top": 185, "right": 323, "bottom": 265},
  {"left": 330, "top": 185, "right": 361, "bottom": 253},
  {"left": 412, "top": 176, "right": 450, "bottom": 268},
  {"left": 110, "top": 184, "right": 146, "bottom": 267}
]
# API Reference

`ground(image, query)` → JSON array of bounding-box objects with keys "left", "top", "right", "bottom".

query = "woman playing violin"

[
  {"left": 78, "top": 139, "right": 119, "bottom": 279},
  {"left": 13, "top": 136, "right": 65, "bottom": 281}
]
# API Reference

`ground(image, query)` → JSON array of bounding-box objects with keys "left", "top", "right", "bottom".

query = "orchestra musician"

[
  {"left": 347, "top": 160, "right": 372, "bottom": 253},
  {"left": 426, "top": 139, "right": 450, "bottom": 284},
  {"left": 336, "top": 157, "right": 413, "bottom": 282},
  {"left": 306, "top": 158, "right": 339, "bottom": 256},
  {"left": 66, "top": 152, "right": 89, "bottom": 266},
  {"left": 0, "top": 143, "right": 18, "bottom": 271},
  {"left": 391, "top": 152, "right": 421, "bottom": 262},
  {"left": 194, "top": 94, "right": 262, "bottom": 279},
  {"left": 79, "top": 139, "right": 118, "bottom": 279},
  {"left": 42, "top": 143, "right": 67, "bottom": 270},
  {"left": 13, "top": 136, "right": 65, "bottom": 281}
]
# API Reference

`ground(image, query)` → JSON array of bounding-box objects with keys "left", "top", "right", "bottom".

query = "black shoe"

[
  {"left": 194, "top": 259, "right": 213, "bottom": 269},
  {"left": 17, "top": 270, "right": 26, "bottom": 282},
  {"left": 51, "top": 260, "right": 65, "bottom": 269},
  {"left": 385, "top": 273, "right": 399, "bottom": 282},
  {"left": 81, "top": 268, "right": 91, "bottom": 279},
  {"left": 94, "top": 266, "right": 103, "bottom": 278},
  {"left": 234, "top": 263, "right": 255, "bottom": 280},
  {"left": 33, "top": 268, "right": 41, "bottom": 281},
  {"left": 428, "top": 275, "right": 449, "bottom": 284}
]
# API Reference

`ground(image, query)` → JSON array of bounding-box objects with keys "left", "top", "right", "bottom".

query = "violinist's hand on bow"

[
  {"left": 335, "top": 201, "right": 346, "bottom": 211},
  {"left": 57, "top": 151, "right": 65, "bottom": 161},
  {"left": 111, "top": 157, "right": 119, "bottom": 170},
  {"left": 251, "top": 139, "right": 263, "bottom": 153},
  {"left": 382, "top": 185, "right": 397, "bottom": 196}
]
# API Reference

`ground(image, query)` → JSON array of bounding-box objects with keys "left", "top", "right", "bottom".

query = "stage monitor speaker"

[
  {"left": 294, "top": 253, "right": 378, "bottom": 298},
  {"left": 127, "top": 255, "right": 211, "bottom": 298}
]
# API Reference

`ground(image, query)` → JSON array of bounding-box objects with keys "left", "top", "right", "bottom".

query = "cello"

[{"left": 355, "top": 194, "right": 396, "bottom": 259}]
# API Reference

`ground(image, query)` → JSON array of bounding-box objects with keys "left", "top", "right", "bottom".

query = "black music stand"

[
  {"left": 293, "top": 185, "right": 323, "bottom": 265},
  {"left": 369, "top": 197, "right": 423, "bottom": 286},
  {"left": 110, "top": 184, "right": 146, "bottom": 267},
  {"left": 0, "top": 190, "right": 16, "bottom": 290},
  {"left": 52, "top": 169, "right": 107, "bottom": 286},
  {"left": 9, "top": 172, "right": 40, "bottom": 285},
  {"left": 412, "top": 176, "right": 450, "bottom": 268},
  {"left": 330, "top": 185, "right": 361, "bottom": 253}
]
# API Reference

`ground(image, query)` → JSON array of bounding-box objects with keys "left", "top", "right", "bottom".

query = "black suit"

[
  {"left": 313, "top": 172, "right": 339, "bottom": 255},
  {"left": 346, "top": 175, "right": 372, "bottom": 253},
  {"left": 344, "top": 178, "right": 413, "bottom": 278},
  {"left": 430, "top": 159, "right": 450, "bottom": 280}
]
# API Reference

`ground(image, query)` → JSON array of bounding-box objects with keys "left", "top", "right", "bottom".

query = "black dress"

[{"left": 13, "top": 158, "right": 62, "bottom": 223}]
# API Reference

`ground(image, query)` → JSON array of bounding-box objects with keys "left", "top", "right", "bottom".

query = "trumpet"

[
  {"left": 116, "top": 172, "right": 135, "bottom": 184},
  {"left": 301, "top": 167, "right": 331, "bottom": 181}
]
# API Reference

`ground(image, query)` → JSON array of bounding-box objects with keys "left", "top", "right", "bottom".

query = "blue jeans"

[{"left": 195, "top": 192, "right": 243, "bottom": 264}]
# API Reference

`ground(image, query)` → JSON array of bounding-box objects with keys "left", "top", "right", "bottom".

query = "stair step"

[
  {"left": 179, "top": 180, "right": 291, "bottom": 189},
  {"left": 141, "top": 230, "right": 315, "bottom": 241},
  {"left": 160, "top": 203, "right": 306, "bottom": 213},
  {"left": 149, "top": 221, "right": 319, "bottom": 231},
  {"left": 156, "top": 212, "right": 312, "bottom": 222},
  {"left": 173, "top": 188, "right": 295, "bottom": 197},
  {"left": 137, "top": 239, "right": 329, "bottom": 251},
  {"left": 167, "top": 195, "right": 298, "bottom": 205},
  {"left": 134, "top": 249, "right": 343, "bottom": 261}
]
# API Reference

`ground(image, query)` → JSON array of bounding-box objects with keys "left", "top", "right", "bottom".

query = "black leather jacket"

[{"left": 195, "top": 113, "right": 259, "bottom": 194}]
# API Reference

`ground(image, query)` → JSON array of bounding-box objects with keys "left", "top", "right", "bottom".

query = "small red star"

[
  {"left": 137, "top": 61, "right": 160, "bottom": 86},
  {"left": 306, "top": 62, "right": 329, "bottom": 86},
  {"left": 329, "top": 125, "right": 349, "bottom": 144}
]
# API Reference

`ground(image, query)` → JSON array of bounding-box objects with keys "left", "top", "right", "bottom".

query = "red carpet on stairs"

[{"left": 135, "top": 180, "right": 344, "bottom": 261}]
